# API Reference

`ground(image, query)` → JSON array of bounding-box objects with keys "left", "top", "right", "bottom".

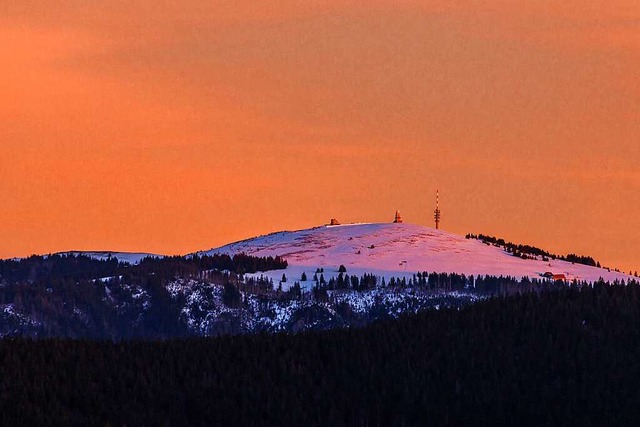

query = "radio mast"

[{"left": 434, "top": 190, "right": 441, "bottom": 229}]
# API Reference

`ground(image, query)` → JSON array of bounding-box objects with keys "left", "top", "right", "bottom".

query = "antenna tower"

[{"left": 434, "top": 190, "right": 441, "bottom": 229}]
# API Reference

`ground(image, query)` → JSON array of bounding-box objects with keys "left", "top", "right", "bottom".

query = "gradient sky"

[{"left": 1, "top": 1, "right": 638, "bottom": 272}]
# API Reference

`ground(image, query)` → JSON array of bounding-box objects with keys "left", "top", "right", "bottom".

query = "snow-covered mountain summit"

[
  {"left": 10, "top": 223, "right": 631, "bottom": 287},
  {"left": 201, "top": 222, "right": 631, "bottom": 288}
]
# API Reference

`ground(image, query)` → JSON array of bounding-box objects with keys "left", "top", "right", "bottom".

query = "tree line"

[
  {"left": 466, "top": 233, "right": 601, "bottom": 267},
  {"left": 0, "top": 252, "right": 287, "bottom": 286}
]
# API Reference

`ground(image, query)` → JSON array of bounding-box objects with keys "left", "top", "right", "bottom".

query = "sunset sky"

[{"left": 1, "top": 1, "right": 638, "bottom": 272}]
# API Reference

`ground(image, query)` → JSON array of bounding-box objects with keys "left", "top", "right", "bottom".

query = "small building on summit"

[
  {"left": 329, "top": 218, "right": 340, "bottom": 226},
  {"left": 393, "top": 211, "right": 403, "bottom": 223},
  {"left": 542, "top": 272, "right": 567, "bottom": 282}
]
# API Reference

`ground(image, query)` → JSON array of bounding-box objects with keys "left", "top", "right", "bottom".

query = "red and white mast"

[{"left": 434, "top": 190, "right": 441, "bottom": 229}]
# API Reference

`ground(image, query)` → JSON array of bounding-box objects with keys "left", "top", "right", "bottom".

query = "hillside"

[
  {"left": 201, "top": 223, "right": 631, "bottom": 289},
  {"left": 2, "top": 284, "right": 640, "bottom": 425},
  {"left": 0, "top": 223, "right": 634, "bottom": 338}
]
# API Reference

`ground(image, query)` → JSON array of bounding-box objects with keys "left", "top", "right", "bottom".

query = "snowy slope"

[{"left": 201, "top": 223, "right": 632, "bottom": 289}]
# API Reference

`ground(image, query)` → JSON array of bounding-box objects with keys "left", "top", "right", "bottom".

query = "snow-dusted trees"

[{"left": 222, "top": 283, "right": 242, "bottom": 308}]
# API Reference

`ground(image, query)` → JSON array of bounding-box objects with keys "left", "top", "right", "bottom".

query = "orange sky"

[{"left": 1, "top": 1, "right": 639, "bottom": 272}]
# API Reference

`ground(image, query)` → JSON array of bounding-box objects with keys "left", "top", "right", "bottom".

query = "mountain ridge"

[
  {"left": 199, "top": 222, "right": 632, "bottom": 288},
  {"left": 7, "top": 222, "right": 632, "bottom": 286}
]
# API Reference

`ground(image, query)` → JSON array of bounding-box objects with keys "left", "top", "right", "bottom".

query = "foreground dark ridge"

[{"left": 1, "top": 283, "right": 639, "bottom": 426}]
